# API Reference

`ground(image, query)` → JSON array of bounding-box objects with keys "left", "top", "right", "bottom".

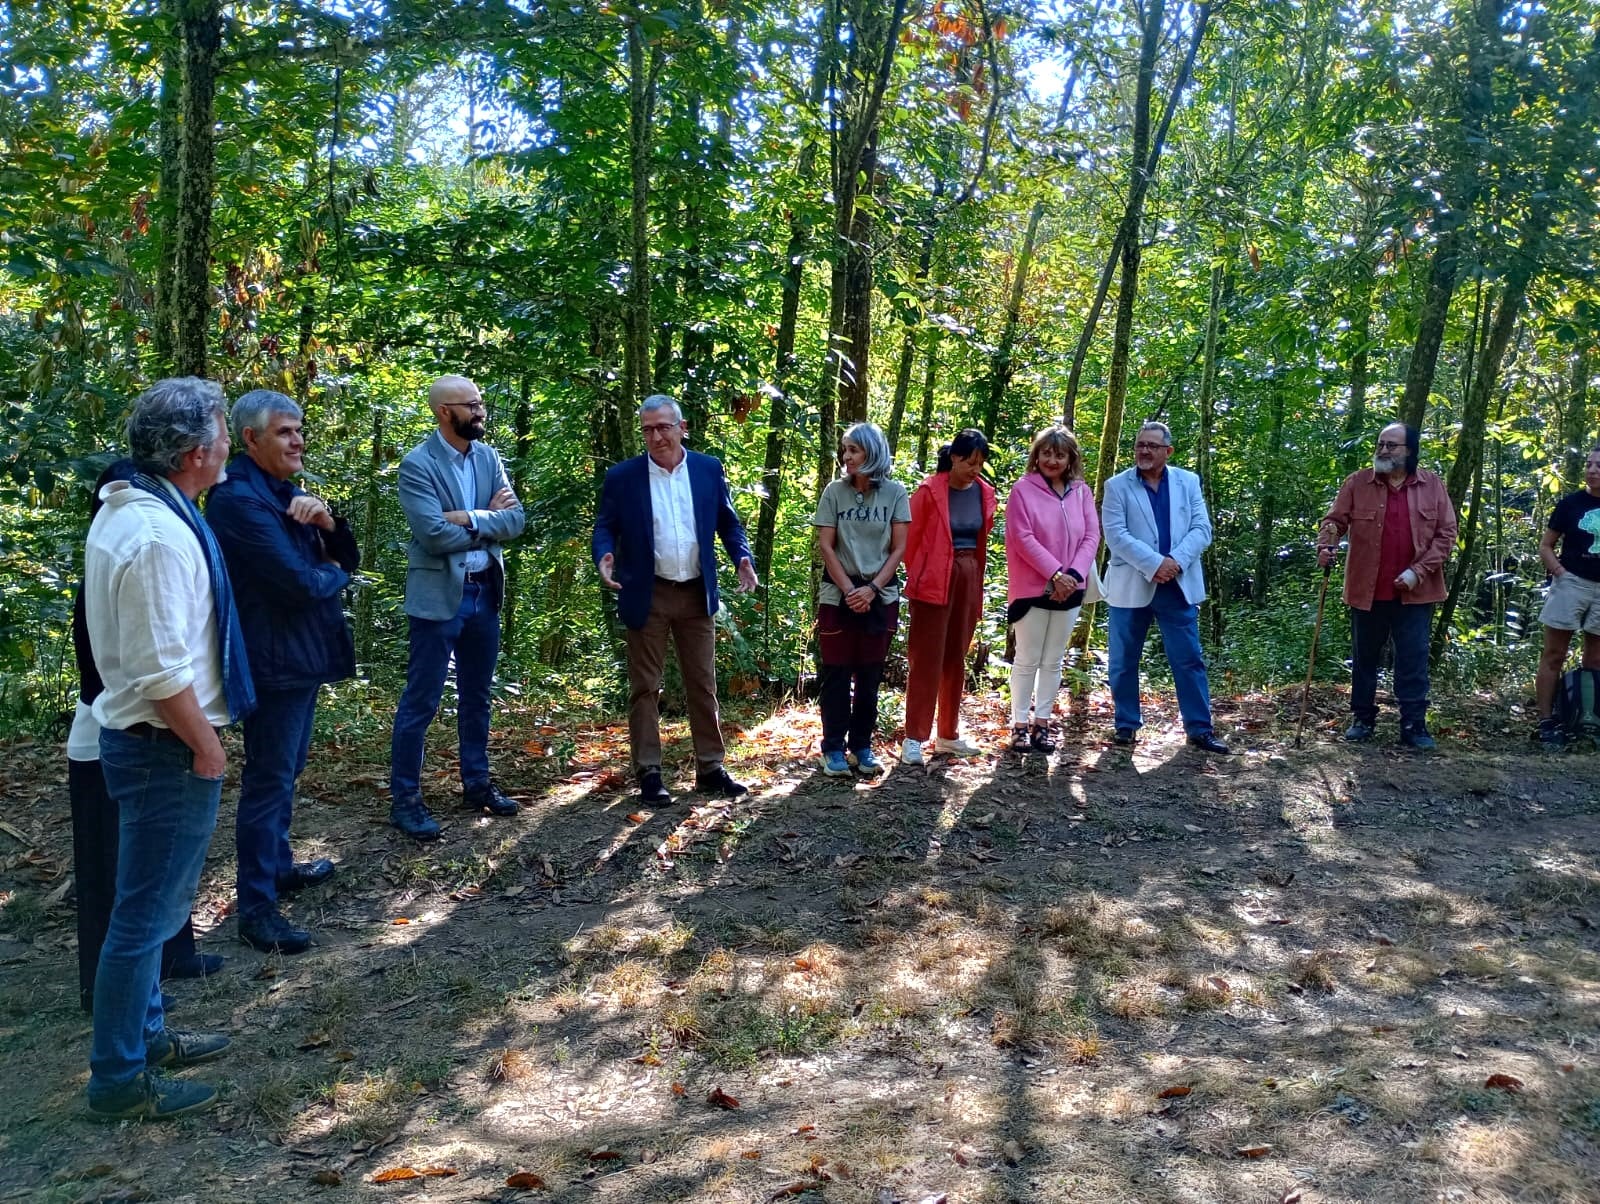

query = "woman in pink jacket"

[{"left": 1003, "top": 427, "right": 1099, "bottom": 752}]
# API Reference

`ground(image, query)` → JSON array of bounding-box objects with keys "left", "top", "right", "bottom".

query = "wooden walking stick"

[{"left": 1295, "top": 564, "right": 1334, "bottom": 749}]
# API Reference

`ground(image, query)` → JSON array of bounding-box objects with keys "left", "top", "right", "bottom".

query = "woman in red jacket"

[
  {"left": 1003, "top": 427, "right": 1099, "bottom": 752},
  {"left": 900, "top": 429, "right": 996, "bottom": 765}
]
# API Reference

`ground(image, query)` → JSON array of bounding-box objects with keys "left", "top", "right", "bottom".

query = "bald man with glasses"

[{"left": 388, "top": 375, "right": 525, "bottom": 838}]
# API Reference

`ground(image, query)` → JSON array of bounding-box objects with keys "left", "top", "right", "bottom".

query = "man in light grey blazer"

[
  {"left": 1100, "top": 421, "right": 1229, "bottom": 754},
  {"left": 388, "top": 375, "right": 526, "bottom": 839}
]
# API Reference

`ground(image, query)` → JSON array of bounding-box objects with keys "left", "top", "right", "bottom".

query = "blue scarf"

[{"left": 132, "top": 472, "right": 257, "bottom": 724}]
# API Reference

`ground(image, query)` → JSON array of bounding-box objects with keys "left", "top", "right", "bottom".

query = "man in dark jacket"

[{"left": 208, "top": 390, "right": 358, "bottom": 953}]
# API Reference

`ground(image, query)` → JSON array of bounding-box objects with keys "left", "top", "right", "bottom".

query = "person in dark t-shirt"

[{"left": 1535, "top": 447, "right": 1600, "bottom": 744}]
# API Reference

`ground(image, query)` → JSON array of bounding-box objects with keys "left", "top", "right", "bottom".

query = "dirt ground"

[{"left": 1, "top": 682, "right": 1598, "bottom": 1204}]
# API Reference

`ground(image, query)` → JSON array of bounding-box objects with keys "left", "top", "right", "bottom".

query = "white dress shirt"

[
  {"left": 433, "top": 431, "right": 490, "bottom": 574},
  {"left": 84, "top": 478, "right": 229, "bottom": 730},
  {"left": 648, "top": 453, "right": 700, "bottom": 581}
]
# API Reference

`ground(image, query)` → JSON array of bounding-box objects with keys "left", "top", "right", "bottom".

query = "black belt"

[
  {"left": 465, "top": 566, "right": 497, "bottom": 585},
  {"left": 654, "top": 575, "right": 702, "bottom": 587},
  {"left": 123, "top": 722, "right": 211, "bottom": 744}
]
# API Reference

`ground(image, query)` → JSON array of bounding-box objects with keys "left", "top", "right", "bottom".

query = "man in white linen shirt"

[
  {"left": 593, "top": 394, "right": 759, "bottom": 806},
  {"left": 82, "top": 377, "right": 247, "bottom": 1121}
]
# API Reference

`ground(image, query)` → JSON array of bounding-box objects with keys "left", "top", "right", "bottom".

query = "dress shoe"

[
  {"left": 88, "top": 1071, "right": 215, "bottom": 1122},
  {"left": 1186, "top": 733, "right": 1231, "bottom": 754},
  {"left": 163, "top": 952, "right": 226, "bottom": 980},
  {"left": 463, "top": 781, "right": 518, "bottom": 816},
  {"left": 239, "top": 910, "right": 312, "bottom": 955},
  {"left": 390, "top": 795, "right": 441, "bottom": 841},
  {"left": 695, "top": 766, "right": 749, "bottom": 799},
  {"left": 147, "top": 1028, "right": 230, "bottom": 1069},
  {"left": 1343, "top": 720, "right": 1376, "bottom": 743},
  {"left": 1111, "top": 729, "right": 1136, "bottom": 746},
  {"left": 276, "top": 859, "right": 336, "bottom": 894},
  {"left": 638, "top": 769, "right": 673, "bottom": 805}
]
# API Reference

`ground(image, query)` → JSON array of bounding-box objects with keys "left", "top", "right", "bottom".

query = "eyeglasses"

[
  {"left": 446, "top": 402, "right": 486, "bottom": 414},
  {"left": 1134, "top": 441, "right": 1168, "bottom": 452},
  {"left": 642, "top": 422, "right": 681, "bottom": 436},
  {"left": 1376, "top": 440, "right": 1405, "bottom": 450}
]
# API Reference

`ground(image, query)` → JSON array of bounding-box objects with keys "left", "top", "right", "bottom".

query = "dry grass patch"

[
  {"left": 1181, "top": 975, "right": 1234, "bottom": 1011},
  {"left": 1105, "top": 980, "right": 1172, "bottom": 1021},
  {"left": 1290, "top": 949, "right": 1341, "bottom": 994},
  {"left": 593, "top": 958, "right": 663, "bottom": 1007}
]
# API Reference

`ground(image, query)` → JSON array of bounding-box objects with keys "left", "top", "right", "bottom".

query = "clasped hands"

[{"left": 1151, "top": 556, "right": 1182, "bottom": 585}]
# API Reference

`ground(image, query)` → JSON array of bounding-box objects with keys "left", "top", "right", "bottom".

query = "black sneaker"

[
  {"left": 147, "top": 1028, "right": 231, "bottom": 1069},
  {"left": 88, "top": 1071, "right": 216, "bottom": 1122},
  {"left": 1187, "top": 733, "right": 1231, "bottom": 755},
  {"left": 275, "top": 859, "right": 336, "bottom": 893},
  {"left": 390, "top": 795, "right": 441, "bottom": 841},
  {"left": 1344, "top": 720, "right": 1377, "bottom": 742},
  {"left": 638, "top": 769, "right": 673, "bottom": 806},
  {"left": 162, "top": 952, "right": 226, "bottom": 980},
  {"left": 1537, "top": 721, "right": 1566, "bottom": 749},
  {"left": 1399, "top": 727, "right": 1437, "bottom": 752},
  {"left": 239, "top": 910, "right": 312, "bottom": 955},
  {"left": 463, "top": 781, "right": 518, "bottom": 816},
  {"left": 695, "top": 766, "right": 750, "bottom": 799}
]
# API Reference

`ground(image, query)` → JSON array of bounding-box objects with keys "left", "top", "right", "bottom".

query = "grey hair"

[
  {"left": 839, "top": 421, "right": 893, "bottom": 490},
  {"left": 126, "top": 377, "right": 227, "bottom": 475},
  {"left": 231, "top": 389, "right": 301, "bottom": 443},
  {"left": 639, "top": 394, "right": 683, "bottom": 423},
  {"left": 1139, "top": 420, "right": 1173, "bottom": 447}
]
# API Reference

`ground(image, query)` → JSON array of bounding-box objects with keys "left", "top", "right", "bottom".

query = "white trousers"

[{"left": 1010, "top": 605, "right": 1079, "bottom": 724}]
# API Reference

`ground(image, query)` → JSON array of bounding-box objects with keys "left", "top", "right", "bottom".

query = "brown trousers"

[
  {"left": 625, "top": 577, "right": 725, "bottom": 775},
  {"left": 904, "top": 550, "right": 983, "bottom": 742}
]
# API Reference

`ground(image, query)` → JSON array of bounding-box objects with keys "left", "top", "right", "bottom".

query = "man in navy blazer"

[
  {"left": 388, "top": 375, "right": 525, "bottom": 839},
  {"left": 593, "top": 394, "right": 758, "bottom": 805},
  {"left": 1100, "top": 421, "right": 1229, "bottom": 754},
  {"left": 208, "top": 390, "right": 357, "bottom": 953}
]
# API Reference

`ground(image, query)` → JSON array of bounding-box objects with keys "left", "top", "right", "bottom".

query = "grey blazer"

[
  {"left": 1100, "top": 465, "right": 1211, "bottom": 608},
  {"left": 398, "top": 431, "right": 526, "bottom": 620}
]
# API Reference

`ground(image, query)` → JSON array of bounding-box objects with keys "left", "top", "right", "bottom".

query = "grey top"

[
  {"left": 949, "top": 481, "right": 982, "bottom": 550},
  {"left": 812, "top": 478, "right": 912, "bottom": 606}
]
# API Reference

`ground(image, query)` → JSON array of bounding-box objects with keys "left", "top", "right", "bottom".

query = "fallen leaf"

[
  {"left": 331, "top": 1049, "right": 355, "bottom": 1062},
  {"left": 505, "top": 1171, "right": 547, "bottom": 1189},
  {"left": 1207, "top": 976, "right": 1230, "bottom": 993},
  {"left": 1235, "top": 1144, "right": 1273, "bottom": 1159},
  {"left": 588, "top": 1149, "right": 622, "bottom": 1162},
  {"left": 1484, "top": 1073, "right": 1524, "bottom": 1092},
  {"left": 792, "top": 1124, "right": 816, "bottom": 1136},
  {"left": 741, "top": 1150, "right": 762, "bottom": 1160},
  {"left": 390, "top": 917, "right": 410, "bottom": 926},
  {"left": 1157, "top": 1085, "right": 1192, "bottom": 1098},
  {"left": 298, "top": 1033, "right": 331, "bottom": 1051},
  {"left": 632, "top": 1052, "right": 662, "bottom": 1066},
  {"left": 311, "top": 1170, "right": 342, "bottom": 1186},
  {"left": 373, "top": 1168, "right": 421, "bottom": 1182},
  {"left": 627, "top": 812, "right": 647, "bottom": 824},
  {"left": 671, "top": 1082, "right": 686, "bottom": 1096},
  {"left": 792, "top": 957, "right": 813, "bottom": 972},
  {"left": 769, "top": 1184, "right": 818, "bottom": 1200},
  {"left": 707, "top": 1086, "right": 740, "bottom": 1109}
]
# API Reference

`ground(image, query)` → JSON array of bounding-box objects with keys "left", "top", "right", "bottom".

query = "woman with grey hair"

[{"left": 812, "top": 422, "right": 910, "bottom": 776}]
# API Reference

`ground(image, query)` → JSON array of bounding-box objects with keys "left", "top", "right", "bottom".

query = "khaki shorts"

[{"left": 1540, "top": 571, "right": 1600, "bottom": 634}]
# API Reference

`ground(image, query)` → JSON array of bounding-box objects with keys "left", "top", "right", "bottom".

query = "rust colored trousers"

[{"left": 903, "top": 549, "right": 983, "bottom": 742}]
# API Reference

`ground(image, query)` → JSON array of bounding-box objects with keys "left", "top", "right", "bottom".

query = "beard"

[
  {"left": 451, "top": 414, "right": 486, "bottom": 442},
  {"left": 1373, "top": 455, "right": 1402, "bottom": 474}
]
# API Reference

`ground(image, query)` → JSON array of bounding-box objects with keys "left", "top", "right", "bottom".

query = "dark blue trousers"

[
  {"left": 236, "top": 685, "right": 319, "bottom": 920},
  {"left": 1349, "top": 600, "right": 1433, "bottom": 729},
  {"left": 389, "top": 581, "right": 500, "bottom": 800}
]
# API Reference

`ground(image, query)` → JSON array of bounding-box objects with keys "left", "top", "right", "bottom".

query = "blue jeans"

[
  {"left": 1107, "top": 583, "right": 1214, "bottom": 736},
  {"left": 390, "top": 581, "right": 500, "bottom": 799},
  {"left": 236, "top": 685, "right": 319, "bottom": 920},
  {"left": 1350, "top": 600, "right": 1433, "bottom": 728},
  {"left": 89, "top": 727, "right": 222, "bottom": 1097}
]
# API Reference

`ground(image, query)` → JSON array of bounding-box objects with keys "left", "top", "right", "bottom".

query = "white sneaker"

[
  {"left": 932, "top": 735, "right": 982, "bottom": 757},
  {"left": 899, "top": 738, "right": 925, "bottom": 766}
]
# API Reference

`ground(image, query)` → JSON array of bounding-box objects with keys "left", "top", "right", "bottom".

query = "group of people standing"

[
  {"left": 811, "top": 418, "right": 1230, "bottom": 776},
  {"left": 64, "top": 371, "right": 1598, "bottom": 1124}
]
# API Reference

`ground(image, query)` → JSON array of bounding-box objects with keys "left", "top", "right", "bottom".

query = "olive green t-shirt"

[{"left": 811, "top": 478, "right": 912, "bottom": 606}]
